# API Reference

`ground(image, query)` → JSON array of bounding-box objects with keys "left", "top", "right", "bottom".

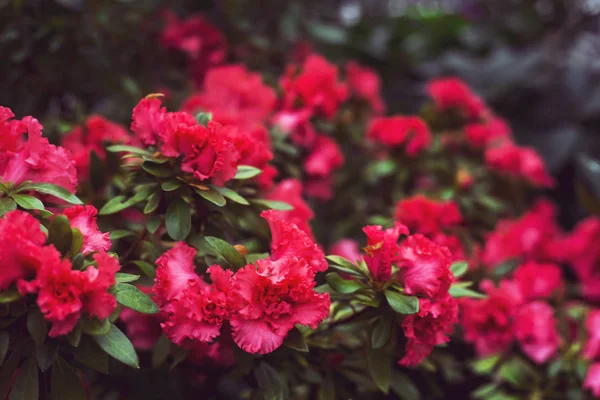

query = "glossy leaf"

[
  {"left": 51, "top": 355, "right": 87, "bottom": 400},
  {"left": 205, "top": 236, "right": 246, "bottom": 270},
  {"left": 113, "top": 283, "right": 159, "bottom": 314},
  {"left": 234, "top": 165, "right": 262, "bottom": 179},
  {"left": 48, "top": 215, "right": 73, "bottom": 256},
  {"left": 326, "top": 272, "right": 363, "bottom": 294},
  {"left": 384, "top": 291, "right": 419, "bottom": 314},
  {"left": 165, "top": 198, "right": 191, "bottom": 241},
  {"left": 17, "top": 182, "right": 82, "bottom": 204},
  {"left": 92, "top": 324, "right": 139, "bottom": 369},
  {"left": 11, "top": 194, "right": 44, "bottom": 211}
]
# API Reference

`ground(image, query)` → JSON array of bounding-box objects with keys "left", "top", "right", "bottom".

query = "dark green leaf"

[
  {"left": 0, "top": 347, "right": 23, "bottom": 399},
  {"left": 48, "top": 215, "right": 72, "bottom": 256},
  {"left": 234, "top": 165, "right": 262, "bottom": 179},
  {"left": 472, "top": 354, "right": 501, "bottom": 375},
  {"left": 170, "top": 346, "right": 189, "bottom": 370},
  {"left": 17, "top": 183, "right": 82, "bottom": 205},
  {"left": 326, "top": 255, "right": 363, "bottom": 276},
  {"left": 11, "top": 194, "right": 44, "bottom": 211},
  {"left": 98, "top": 195, "right": 128, "bottom": 215},
  {"left": 165, "top": 198, "right": 191, "bottom": 241},
  {"left": 389, "top": 370, "right": 421, "bottom": 400},
  {"left": 66, "top": 325, "right": 81, "bottom": 348},
  {"left": 115, "top": 273, "right": 140, "bottom": 283},
  {"left": 36, "top": 341, "right": 58, "bottom": 372},
  {"left": 195, "top": 112, "right": 212, "bottom": 126},
  {"left": 144, "top": 192, "right": 161, "bottom": 214},
  {"left": 0, "top": 198, "right": 17, "bottom": 216},
  {"left": 472, "top": 384, "right": 499, "bottom": 399},
  {"left": 73, "top": 340, "right": 108, "bottom": 374},
  {"left": 161, "top": 181, "right": 181, "bottom": 192},
  {"left": 142, "top": 162, "right": 172, "bottom": 178},
  {"left": 151, "top": 335, "right": 171, "bottom": 368},
  {"left": 384, "top": 291, "right": 419, "bottom": 314},
  {"left": 141, "top": 155, "right": 169, "bottom": 164},
  {"left": 51, "top": 356, "right": 86, "bottom": 400},
  {"left": 307, "top": 22, "right": 348, "bottom": 45},
  {"left": 211, "top": 186, "right": 249, "bottom": 205},
  {"left": 371, "top": 316, "right": 392, "bottom": 349},
  {"left": 130, "top": 260, "right": 156, "bottom": 279},
  {"left": 450, "top": 261, "right": 468, "bottom": 278},
  {"left": 254, "top": 362, "right": 286, "bottom": 400},
  {"left": 205, "top": 236, "right": 246, "bottom": 270},
  {"left": 0, "top": 182, "right": 9, "bottom": 194},
  {"left": 9, "top": 352, "right": 38, "bottom": 400},
  {"left": 325, "top": 273, "right": 363, "bottom": 294},
  {"left": 0, "top": 287, "right": 21, "bottom": 304},
  {"left": 92, "top": 324, "right": 139, "bottom": 369},
  {"left": 367, "top": 344, "right": 391, "bottom": 394},
  {"left": 110, "top": 230, "right": 136, "bottom": 241},
  {"left": 80, "top": 317, "right": 110, "bottom": 336},
  {"left": 283, "top": 327, "right": 308, "bottom": 352},
  {"left": 250, "top": 199, "right": 293, "bottom": 211},
  {"left": 70, "top": 228, "right": 83, "bottom": 255},
  {"left": 113, "top": 283, "right": 159, "bottom": 314},
  {"left": 146, "top": 215, "right": 161, "bottom": 234},
  {"left": 196, "top": 188, "right": 226, "bottom": 207},
  {"left": 89, "top": 150, "right": 105, "bottom": 191},
  {"left": 0, "top": 332, "right": 8, "bottom": 366},
  {"left": 106, "top": 145, "right": 150, "bottom": 156},
  {"left": 27, "top": 307, "right": 48, "bottom": 346}
]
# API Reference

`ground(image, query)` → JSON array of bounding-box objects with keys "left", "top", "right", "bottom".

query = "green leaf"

[
  {"left": 0, "top": 347, "right": 23, "bottom": 399},
  {"left": 165, "top": 198, "right": 191, "bottom": 241},
  {"left": 151, "top": 335, "right": 171, "bottom": 368},
  {"left": 384, "top": 291, "right": 419, "bottom": 314},
  {"left": 196, "top": 187, "right": 226, "bottom": 206},
  {"left": 325, "top": 273, "right": 363, "bottom": 294},
  {"left": 472, "top": 354, "right": 501, "bottom": 375},
  {"left": 371, "top": 316, "right": 392, "bottom": 349},
  {"left": 0, "top": 182, "right": 9, "bottom": 194},
  {"left": 66, "top": 325, "right": 81, "bottom": 348},
  {"left": 161, "top": 180, "right": 181, "bottom": 192},
  {"left": 36, "top": 341, "right": 58, "bottom": 372},
  {"left": 205, "top": 236, "right": 246, "bottom": 270},
  {"left": 110, "top": 230, "right": 136, "bottom": 241},
  {"left": 73, "top": 340, "right": 108, "bottom": 374},
  {"left": 234, "top": 165, "right": 262, "bottom": 179},
  {"left": 113, "top": 283, "right": 159, "bottom": 314},
  {"left": 0, "top": 198, "right": 17, "bottom": 216},
  {"left": 250, "top": 199, "right": 293, "bottom": 211},
  {"left": 307, "top": 22, "right": 347, "bottom": 45},
  {"left": 115, "top": 273, "right": 140, "bottom": 283},
  {"left": 472, "top": 383, "right": 499, "bottom": 399},
  {"left": 246, "top": 253, "right": 269, "bottom": 263},
  {"left": 9, "top": 353, "right": 38, "bottom": 400},
  {"left": 0, "top": 332, "right": 8, "bottom": 366},
  {"left": 98, "top": 195, "right": 128, "bottom": 215},
  {"left": 195, "top": 112, "right": 212, "bottom": 126},
  {"left": 17, "top": 182, "right": 82, "bottom": 204},
  {"left": 450, "top": 261, "right": 468, "bottom": 278},
  {"left": 142, "top": 162, "right": 172, "bottom": 178},
  {"left": 211, "top": 185, "right": 250, "bottom": 205},
  {"left": 27, "top": 307, "right": 48, "bottom": 346},
  {"left": 449, "top": 284, "right": 486, "bottom": 299},
  {"left": 283, "top": 327, "right": 308, "bottom": 352},
  {"left": 389, "top": 371, "right": 421, "bottom": 400},
  {"left": 80, "top": 317, "right": 110, "bottom": 336},
  {"left": 70, "top": 228, "right": 83, "bottom": 255},
  {"left": 367, "top": 344, "right": 391, "bottom": 394},
  {"left": 48, "top": 215, "right": 73, "bottom": 256},
  {"left": 11, "top": 194, "right": 44, "bottom": 211},
  {"left": 146, "top": 215, "right": 161, "bottom": 234},
  {"left": 144, "top": 192, "right": 161, "bottom": 214},
  {"left": 254, "top": 362, "right": 286, "bottom": 400},
  {"left": 326, "top": 255, "right": 363, "bottom": 276},
  {"left": 0, "top": 287, "right": 21, "bottom": 304},
  {"left": 130, "top": 260, "right": 156, "bottom": 279},
  {"left": 92, "top": 324, "right": 139, "bottom": 368},
  {"left": 51, "top": 355, "right": 87, "bottom": 400},
  {"left": 106, "top": 145, "right": 150, "bottom": 155}
]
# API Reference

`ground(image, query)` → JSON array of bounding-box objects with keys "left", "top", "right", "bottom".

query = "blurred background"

[{"left": 1, "top": 0, "right": 600, "bottom": 227}]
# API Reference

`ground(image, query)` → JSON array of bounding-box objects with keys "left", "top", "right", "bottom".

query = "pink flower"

[
  {"left": 267, "top": 179, "right": 314, "bottom": 238},
  {"left": 362, "top": 223, "right": 409, "bottom": 282},
  {"left": 345, "top": 61, "right": 385, "bottom": 114},
  {"left": 304, "top": 136, "right": 344, "bottom": 177},
  {"left": 399, "top": 295, "right": 458, "bottom": 366},
  {"left": 61, "top": 115, "right": 130, "bottom": 182},
  {"left": 584, "top": 363, "right": 600, "bottom": 398},
  {"left": 485, "top": 140, "right": 554, "bottom": 187},
  {"left": 427, "top": 77, "right": 487, "bottom": 120},
  {"left": 329, "top": 239, "right": 362, "bottom": 264},
  {"left": 367, "top": 116, "right": 432, "bottom": 156},
  {"left": 280, "top": 55, "right": 348, "bottom": 119},
  {"left": 513, "top": 301, "right": 560, "bottom": 364},
  {"left": 465, "top": 118, "right": 511, "bottom": 149},
  {"left": 272, "top": 108, "right": 318, "bottom": 148},
  {"left": 223, "top": 125, "right": 274, "bottom": 188},
  {"left": 394, "top": 195, "right": 463, "bottom": 235},
  {"left": 430, "top": 233, "right": 466, "bottom": 264},
  {"left": 584, "top": 310, "right": 600, "bottom": 360},
  {"left": 398, "top": 234, "right": 453, "bottom": 300},
  {"left": 513, "top": 261, "right": 563, "bottom": 301},
  {"left": 62, "top": 205, "right": 111, "bottom": 255},
  {"left": 181, "top": 64, "right": 276, "bottom": 129},
  {"left": 131, "top": 98, "right": 168, "bottom": 146}
]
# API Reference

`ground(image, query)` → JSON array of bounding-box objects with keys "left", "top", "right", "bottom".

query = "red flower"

[
  {"left": 584, "top": 363, "right": 600, "bottom": 398},
  {"left": 513, "top": 301, "right": 560, "bottom": 364},
  {"left": 394, "top": 195, "right": 463, "bottom": 235},
  {"left": 223, "top": 125, "right": 274, "bottom": 188},
  {"left": 399, "top": 295, "right": 458, "bottom": 366},
  {"left": 485, "top": 140, "right": 554, "bottom": 187},
  {"left": 120, "top": 285, "right": 162, "bottom": 350},
  {"left": 304, "top": 136, "right": 344, "bottom": 177},
  {"left": 160, "top": 11, "right": 227, "bottom": 86},
  {"left": 584, "top": 310, "right": 600, "bottom": 360},
  {"left": 465, "top": 117, "right": 511, "bottom": 149},
  {"left": 0, "top": 109, "right": 77, "bottom": 192},
  {"left": 482, "top": 200, "right": 560, "bottom": 267},
  {"left": 427, "top": 77, "right": 487, "bottom": 120},
  {"left": 0, "top": 210, "right": 47, "bottom": 290},
  {"left": 153, "top": 242, "right": 205, "bottom": 305},
  {"left": 62, "top": 205, "right": 111, "bottom": 255},
  {"left": 461, "top": 279, "right": 524, "bottom": 356},
  {"left": 398, "top": 235, "right": 453, "bottom": 299},
  {"left": 267, "top": 179, "right": 314, "bottom": 238},
  {"left": 62, "top": 115, "right": 130, "bottom": 182},
  {"left": 181, "top": 64, "right": 276, "bottom": 129},
  {"left": 430, "top": 233, "right": 466, "bottom": 264},
  {"left": 345, "top": 61, "right": 385, "bottom": 114},
  {"left": 280, "top": 55, "right": 348, "bottom": 119},
  {"left": 513, "top": 261, "right": 563, "bottom": 301},
  {"left": 329, "top": 239, "right": 362, "bottom": 264},
  {"left": 362, "top": 223, "right": 409, "bottom": 282},
  {"left": 131, "top": 98, "right": 168, "bottom": 146},
  {"left": 367, "top": 116, "right": 432, "bottom": 156},
  {"left": 272, "top": 108, "right": 318, "bottom": 148}
]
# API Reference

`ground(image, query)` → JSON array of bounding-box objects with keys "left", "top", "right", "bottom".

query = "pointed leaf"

[
  {"left": 165, "top": 198, "right": 191, "bottom": 241},
  {"left": 109, "top": 230, "right": 136, "bottom": 241},
  {"left": 9, "top": 353, "right": 38, "bottom": 400},
  {"left": 325, "top": 272, "right": 363, "bottom": 294},
  {"left": 234, "top": 165, "right": 262, "bottom": 179},
  {"left": 92, "top": 324, "right": 139, "bottom": 368},
  {"left": 48, "top": 215, "right": 72, "bottom": 256},
  {"left": 36, "top": 341, "right": 58, "bottom": 372},
  {"left": 51, "top": 355, "right": 86, "bottom": 400},
  {"left": 130, "top": 260, "right": 156, "bottom": 279},
  {"left": 17, "top": 182, "right": 82, "bottom": 204},
  {"left": 326, "top": 255, "right": 363, "bottom": 276},
  {"left": 205, "top": 236, "right": 246, "bottom": 270},
  {"left": 211, "top": 185, "right": 250, "bottom": 205},
  {"left": 115, "top": 273, "right": 140, "bottom": 283},
  {"left": 371, "top": 316, "right": 392, "bottom": 349},
  {"left": 384, "top": 291, "right": 419, "bottom": 314},
  {"left": 113, "top": 283, "right": 159, "bottom": 314},
  {"left": 367, "top": 345, "right": 391, "bottom": 394},
  {"left": 449, "top": 284, "right": 486, "bottom": 299},
  {"left": 250, "top": 199, "right": 293, "bottom": 211},
  {"left": 142, "top": 162, "right": 172, "bottom": 178},
  {"left": 27, "top": 307, "right": 48, "bottom": 346},
  {"left": 0, "top": 198, "right": 17, "bottom": 216},
  {"left": 196, "top": 188, "right": 226, "bottom": 206},
  {"left": 283, "top": 327, "right": 308, "bottom": 352},
  {"left": 106, "top": 145, "right": 150, "bottom": 155},
  {"left": 161, "top": 180, "right": 181, "bottom": 192},
  {"left": 254, "top": 362, "right": 286, "bottom": 400},
  {"left": 144, "top": 192, "right": 161, "bottom": 214},
  {"left": 98, "top": 195, "right": 128, "bottom": 215},
  {"left": 80, "top": 317, "right": 110, "bottom": 336},
  {"left": 11, "top": 194, "right": 44, "bottom": 211},
  {"left": 450, "top": 261, "right": 468, "bottom": 278},
  {"left": 73, "top": 340, "right": 109, "bottom": 374}
]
